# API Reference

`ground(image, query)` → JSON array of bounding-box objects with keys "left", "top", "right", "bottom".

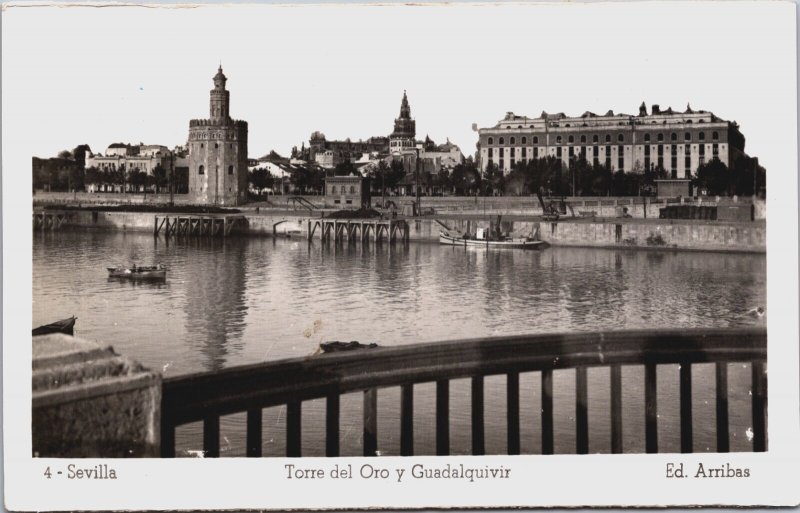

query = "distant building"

[
  {"left": 325, "top": 175, "right": 370, "bottom": 208},
  {"left": 308, "top": 132, "right": 388, "bottom": 167},
  {"left": 85, "top": 143, "right": 172, "bottom": 175},
  {"left": 187, "top": 66, "right": 249, "bottom": 206},
  {"left": 304, "top": 92, "right": 463, "bottom": 178},
  {"left": 477, "top": 103, "right": 750, "bottom": 178}
]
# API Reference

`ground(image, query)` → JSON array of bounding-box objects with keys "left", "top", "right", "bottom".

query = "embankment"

[{"left": 51, "top": 209, "right": 765, "bottom": 253}]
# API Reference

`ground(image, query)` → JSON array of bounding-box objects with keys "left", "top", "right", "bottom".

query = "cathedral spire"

[{"left": 399, "top": 90, "right": 411, "bottom": 119}]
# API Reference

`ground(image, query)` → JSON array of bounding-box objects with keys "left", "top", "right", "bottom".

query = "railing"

[{"left": 160, "top": 328, "right": 767, "bottom": 457}]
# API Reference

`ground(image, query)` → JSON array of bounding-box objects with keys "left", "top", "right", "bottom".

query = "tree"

[
  {"left": 483, "top": 162, "right": 504, "bottom": 195},
  {"left": 153, "top": 164, "right": 169, "bottom": 194},
  {"left": 693, "top": 158, "right": 730, "bottom": 196},
  {"left": 450, "top": 162, "right": 481, "bottom": 195},
  {"left": 290, "top": 166, "right": 324, "bottom": 194},
  {"left": 71, "top": 144, "right": 92, "bottom": 169},
  {"left": 334, "top": 161, "right": 357, "bottom": 177},
  {"left": 248, "top": 167, "right": 274, "bottom": 195},
  {"left": 57, "top": 150, "right": 72, "bottom": 160}
]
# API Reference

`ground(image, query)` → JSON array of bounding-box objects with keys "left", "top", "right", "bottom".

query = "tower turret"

[
  {"left": 209, "top": 66, "right": 230, "bottom": 121},
  {"left": 390, "top": 90, "right": 416, "bottom": 154}
]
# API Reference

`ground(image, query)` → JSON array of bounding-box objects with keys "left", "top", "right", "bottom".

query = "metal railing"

[{"left": 160, "top": 327, "right": 767, "bottom": 457}]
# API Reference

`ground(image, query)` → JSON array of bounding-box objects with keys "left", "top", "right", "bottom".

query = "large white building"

[
  {"left": 477, "top": 103, "right": 749, "bottom": 178},
  {"left": 85, "top": 143, "right": 173, "bottom": 174}
]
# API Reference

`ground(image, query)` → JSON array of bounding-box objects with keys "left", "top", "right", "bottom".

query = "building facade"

[
  {"left": 308, "top": 132, "right": 388, "bottom": 167},
  {"left": 187, "top": 66, "right": 249, "bottom": 206},
  {"left": 477, "top": 103, "right": 748, "bottom": 178}
]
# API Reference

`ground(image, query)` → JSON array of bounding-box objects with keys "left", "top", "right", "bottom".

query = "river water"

[{"left": 32, "top": 230, "right": 766, "bottom": 456}]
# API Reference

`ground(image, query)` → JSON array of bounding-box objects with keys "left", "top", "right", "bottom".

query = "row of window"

[
  {"left": 489, "top": 143, "right": 720, "bottom": 157},
  {"left": 487, "top": 131, "right": 720, "bottom": 146},
  {"left": 330, "top": 186, "right": 357, "bottom": 194},
  {"left": 197, "top": 165, "right": 235, "bottom": 175},
  {"left": 194, "top": 143, "right": 236, "bottom": 149}
]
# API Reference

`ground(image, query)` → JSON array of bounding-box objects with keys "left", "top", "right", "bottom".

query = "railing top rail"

[{"left": 162, "top": 327, "right": 766, "bottom": 425}]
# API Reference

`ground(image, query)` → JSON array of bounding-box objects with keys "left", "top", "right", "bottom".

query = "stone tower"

[
  {"left": 389, "top": 90, "right": 416, "bottom": 154},
  {"left": 188, "top": 66, "right": 249, "bottom": 206}
]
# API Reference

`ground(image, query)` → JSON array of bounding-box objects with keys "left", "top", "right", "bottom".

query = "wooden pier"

[
  {"left": 32, "top": 210, "right": 73, "bottom": 230},
  {"left": 308, "top": 218, "right": 410, "bottom": 243},
  {"left": 153, "top": 214, "right": 247, "bottom": 238}
]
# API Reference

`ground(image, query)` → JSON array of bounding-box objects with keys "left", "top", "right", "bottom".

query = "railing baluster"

[
  {"left": 576, "top": 366, "right": 588, "bottom": 454},
  {"left": 680, "top": 363, "right": 693, "bottom": 453},
  {"left": 400, "top": 384, "right": 414, "bottom": 456},
  {"left": 326, "top": 393, "right": 340, "bottom": 457},
  {"left": 363, "top": 388, "right": 378, "bottom": 457},
  {"left": 752, "top": 361, "right": 767, "bottom": 452},
  {"left": 541, "top": 369, "right": 554, "bottom": 455},
  {"left": 645, "top": 363, "right": 658, "bottom": 453},
  {"left": 246, "top": 408, "right": 262, "bottom": 457},
  {"left": 471, "top": 376, "right": 485, "bottom": 456},
  {"left": 435, "top": 380, "right": 450, "bottom": 456},
  {"left": 203, "top": 414, "right": 220, "bottom": 458},
  {"left": 715, "top": 362, "right": 729, "bottom": 452},
  {"left": 286, "top": 401, "right": 301, "bottom": 457},
  {"left": 160, "top": 420, "right": 176, "bottom": 458},
  {"left": 610, "top": 365, "right": 623, "bottom": 454},
  {"left": 507, "top": 372, "right": 520, "bottom": 455}
]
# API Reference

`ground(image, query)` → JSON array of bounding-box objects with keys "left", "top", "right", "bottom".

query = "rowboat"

[
  {"left": 32, "top": 316, "right": 76, "bottom": 336},
  {"left": 439, "top": 230, "right": 547, "bottom": 250},
  {"left": 107, "top": 264, "right": 167, "bottom": 280}
]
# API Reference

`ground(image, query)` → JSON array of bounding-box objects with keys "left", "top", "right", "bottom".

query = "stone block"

[{"left": 32, "top": 334, "right": 161, "bottom": 457}]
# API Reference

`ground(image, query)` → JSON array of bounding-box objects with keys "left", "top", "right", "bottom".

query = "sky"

[{"left": 2, "top": 1, "right": 796, "bottom": 174}]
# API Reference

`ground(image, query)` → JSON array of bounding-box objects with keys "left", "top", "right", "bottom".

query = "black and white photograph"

[{"left": 4, "top": 0, "right": 800, "bottom": 509}]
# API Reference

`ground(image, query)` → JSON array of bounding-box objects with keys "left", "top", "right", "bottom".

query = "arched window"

[
  {"left": 684, "top": 132, "right": 691, "bottom": 141},
  {"left": 712, "top": 131, "right": 719, "bottom": 140},
  {"left": 657, "top": 133, "right": 664, "bottom": 142},
  {"left": 350, "top": 186, "right": 355, "bottom": 194},
  {"left": 488, "top": 137, "right": 493, "bottom": 145},
  {"left": 510, "top": 137, "right": 516, "bottom": 145},
  {"left": 605, "top": 134, "right": 611, "bottom": 143},
  {"left": 568, "top": 135, "right": 574, "bottom": 143},
  {"left": 198, "top": 165, "right": 205, "bottom": 175},
  {"left": 699, "top": 132, "right": 705, "bottom": 141},
  {"left": 533, "top": 136, "right": 539, "bottom": 144},
  {"left": 580, "top": 135, "right": 587, "bottom": 143},
  {"left": 522, "top": 136, "right": 527, "bottom": 145},
  {"left": 228, "top": 165, "right": 234, "bottom": 175},
  {"left": 331, "top": 186, "right": 337, "bottom": 194},
  {"left": 644, "top": 133, "right": 651, "bottom": 142},
  {"left": 215, "top": 143, "right": 219, "bottom": 148},
  {"left": 499, "top": 137, "right": 505, "bottom": 145},
  {"left": 618, "top": 134, "right": 624, "bottom": 142},
  {"left": 556, "top": 136, "right": 562, "bottom": 144},
  {"left": 670, "top": 133, "right": 677, "bottom": 141},
  {"left": 593, "top": 135, "right": 599, "bottom": 143}
]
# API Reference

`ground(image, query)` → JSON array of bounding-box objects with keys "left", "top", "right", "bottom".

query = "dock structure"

[
  {"left": 153, "top": 214, "right": 247, "bottom": 238},
  {"left": 307, "top": 218, "right": 410, "bottom": 243},
  {"left": 33, "top": 210, "right": 73, "bottom": 230}
]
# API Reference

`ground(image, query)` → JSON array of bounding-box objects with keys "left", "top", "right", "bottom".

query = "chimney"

[{"left": 652, "top": 104, "right": 661, "bottom": 114}]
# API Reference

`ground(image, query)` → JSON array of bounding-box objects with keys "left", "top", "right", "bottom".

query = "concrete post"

[{"left": 32, "top": 334, "right": 161, "bottom": 457}]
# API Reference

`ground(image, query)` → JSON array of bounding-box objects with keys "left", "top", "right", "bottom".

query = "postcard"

[{"left": 3, "top": 0, "right": 799, "bottom": 510}]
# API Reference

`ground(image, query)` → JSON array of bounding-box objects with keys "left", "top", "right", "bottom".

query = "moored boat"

[
  {"left": 32, "top": 316, "right": 77, "bottom": 336},
  {"left": 439, "top": 230, "right": 547, "bottom": 250},
  {"left": 107, "top": 264, "right": 167, "bottom": 280}
]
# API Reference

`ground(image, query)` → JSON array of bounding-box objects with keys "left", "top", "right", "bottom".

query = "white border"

[{"left": 4, "top": 1, "right": 799, "bottom": 510}]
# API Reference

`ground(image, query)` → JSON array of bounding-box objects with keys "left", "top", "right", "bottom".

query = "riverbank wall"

[
  {"left": 52, "top": 209, "right": 765, "bottom": 253},
  {"left": 34, "top": 191, "right": 767, "bottom": 220}
]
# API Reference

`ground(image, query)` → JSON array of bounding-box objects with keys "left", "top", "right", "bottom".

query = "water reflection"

[{"left": 179, "top": 238, "right": 248, "bottom": 372}]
